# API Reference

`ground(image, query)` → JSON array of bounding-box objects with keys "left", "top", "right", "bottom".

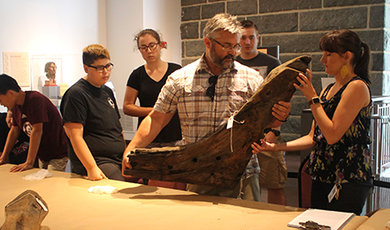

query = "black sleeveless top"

[{"left": 306, "top": 77, "right": 372, "bottom": 185}]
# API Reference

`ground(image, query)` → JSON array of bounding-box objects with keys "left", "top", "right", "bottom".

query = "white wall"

[
  {"left": 105, "top": 0, "right": 144, "bottom": 108},
  {"left": 0, "top": 0, "right": 182, "bottom": 113},
  {"left": 0, "top": 0, "right": 102, "bottom": 112},
  {"left": 143, "top": 0, "right": 182, "bottom": 65},
  {"left": 0, "top": 0, "right": 101, "bottom": 87}
]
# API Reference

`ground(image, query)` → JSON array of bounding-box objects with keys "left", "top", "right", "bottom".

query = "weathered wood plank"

[{"left": 124, "top": 55, "right": 311, "bottom": 188}]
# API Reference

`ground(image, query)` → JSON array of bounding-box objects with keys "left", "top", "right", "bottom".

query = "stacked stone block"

[{"left": 181, "top": 0, "right": 388, "bottom": 141}]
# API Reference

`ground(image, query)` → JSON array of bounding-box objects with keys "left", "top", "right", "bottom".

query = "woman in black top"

[
  {"left": 124, "top": 29, "right": 182, "bottom": 144},
  {"left": 124, "top": 29, "right": 184, "bottom": 189}
]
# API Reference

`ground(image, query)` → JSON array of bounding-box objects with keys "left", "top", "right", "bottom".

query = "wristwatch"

[
  {"left": 264, "top": 128, "right": 280, "bottom": 136},
  {"left": 308, "top": 96, "right": 321, "bottom": 105}
]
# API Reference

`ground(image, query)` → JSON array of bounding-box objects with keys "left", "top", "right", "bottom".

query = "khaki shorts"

[
  {"left": 258, "top": 151, "right": 287, "bottom": 189},
  {"left": 39, "top": 157, "right": 69, "bottom": 172}
]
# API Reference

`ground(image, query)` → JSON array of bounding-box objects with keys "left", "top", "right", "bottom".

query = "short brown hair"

[
  {"left": 82, "top": 44, "right": 110, "bottom": 66},
  {"left": 203, "top": 13, "right": 242, "bottom": 38},
  {"left": 240, "top": 20, "right": 259, "bottom": 35}
]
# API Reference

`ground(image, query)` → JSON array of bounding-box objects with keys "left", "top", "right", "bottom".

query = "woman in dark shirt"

[
  {"left": 124, "top": 29, "right": 182, "bottom": 144},
  {"left": 123, "top": 29, "right": 184, "bottom": 189}
]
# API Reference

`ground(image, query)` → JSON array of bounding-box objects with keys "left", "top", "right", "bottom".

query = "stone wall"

[{"left": 180, "top": 0, "right": 389, "bottom": 141}]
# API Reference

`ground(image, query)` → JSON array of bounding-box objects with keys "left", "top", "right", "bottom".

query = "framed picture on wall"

[{"left": 2, "top": 52, "right": 30, "bottom": 88}]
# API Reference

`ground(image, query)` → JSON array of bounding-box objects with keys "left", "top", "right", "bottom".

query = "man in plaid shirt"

[{"left": 123, "top": 13, "right": 290, "bottom": 198}]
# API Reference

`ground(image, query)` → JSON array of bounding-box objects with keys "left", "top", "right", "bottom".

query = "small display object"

[
  {"left": 42, "top": 85, "right": 60, "bottom": 99},
  {"left": 44, "top": 62, "right": 57, "bottom": 86},
  {"left": 41, "top": 62, "right": 61, "bottom": 99}
]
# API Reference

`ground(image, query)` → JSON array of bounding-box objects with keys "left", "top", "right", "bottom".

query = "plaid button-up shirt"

[{"left": 154, "top": 54, "right": 263, "bottom": 176}]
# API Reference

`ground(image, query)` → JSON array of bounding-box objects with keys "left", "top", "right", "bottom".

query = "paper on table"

[
  {"left": 288, "top": 209, "right": 354, "bottom": 230},
  {"left": 88, "top": 185, "right": 118, "bottom": 194},
  {"left": 23, "top": 169, "right": 53, "bottom": 181}
]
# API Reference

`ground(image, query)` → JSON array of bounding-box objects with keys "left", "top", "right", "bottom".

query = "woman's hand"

[
  {"left": 87, "top": 166, "right": 107, "bottom": 181},
  {"left": 294, "top": 69, "right": 318, "bottom": 101},
  {"left": 251, "top": 139, "right": 277, "bottom": 154},
  {"left": 122, "top": 152, "right": 132, "bottom": 170}
]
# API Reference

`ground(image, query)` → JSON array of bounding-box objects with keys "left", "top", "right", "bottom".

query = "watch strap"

[{"left": 308, "top": 96, "right": 321, "bottom": 105}]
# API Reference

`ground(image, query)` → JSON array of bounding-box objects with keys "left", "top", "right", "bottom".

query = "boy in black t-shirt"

[{"left": 60, "top": 44, "right": 125, "bottom": 181}]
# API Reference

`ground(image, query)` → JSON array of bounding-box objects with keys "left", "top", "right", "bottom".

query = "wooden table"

[
  {"left": 0, "top": 164, "right": 368, "bottom": 230},
  {"left": 357, "top": 209, "right": 390, "bottom": 230}
]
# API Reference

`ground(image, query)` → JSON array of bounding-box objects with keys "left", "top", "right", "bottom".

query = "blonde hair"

[{"left": 82, "top": 44, "right": 110, "bottom": 65}]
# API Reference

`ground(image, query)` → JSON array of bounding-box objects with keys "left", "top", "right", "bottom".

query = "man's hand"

[
  {"left": 264, "top": 131, "right": 278, "bottom": 143},
  {"left": 10, "top": 162, "right": 34, "bottom": 172},
  {"left": 87, "top": 166, "right": 107, "bottom": 181},
  {"left": 272, "top": 101, "right": 291, "bottom": 122}
]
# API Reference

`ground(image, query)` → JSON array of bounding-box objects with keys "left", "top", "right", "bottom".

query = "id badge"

[
  {"left": 328, "top": 184, "right": 342, "bottom": 203},
  {"left": 227, "top": 115, "right": 234, "bottom": 129},
  {"left": 328, "top": 184, "right": 338, "bottom": 203}
]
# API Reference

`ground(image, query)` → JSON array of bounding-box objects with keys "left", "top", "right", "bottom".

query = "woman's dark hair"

[
  {"left": 134, "top": 29, "right": 161, "bottom": 47},
  {"left": 319, "top": 29, "right": 370, "bottom": 84}
]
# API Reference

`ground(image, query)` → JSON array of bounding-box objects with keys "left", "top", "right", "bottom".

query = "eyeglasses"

[
  {"left": 138, "top": 42, "right": 159, "bottom": 52},
  {"left": 87, "top": 63, "right": 114, "bottom": 73},
  {"left": 210, "top": 37, "right": 241, "bottom": 52},
  {"left": 206, "top": 75, "right": 218, "bottom": 101}
]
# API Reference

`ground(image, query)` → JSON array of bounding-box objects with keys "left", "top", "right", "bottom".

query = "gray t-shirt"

[{"left": 236, "top": 52, "right": 281, "bottom": 79}]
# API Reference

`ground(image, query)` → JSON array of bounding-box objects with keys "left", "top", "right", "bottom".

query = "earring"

[{"left": 340, "top": 65, "right": 348, "bottom": 79}]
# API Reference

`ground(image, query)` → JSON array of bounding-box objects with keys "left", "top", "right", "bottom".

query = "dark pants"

[
  {"left": 99, "top": 163, "right": 125, "bottom": 181},
  {"left": 311, "top": 180, "right": 371, "bottom": 215},
  {"left": 72, "top": 161, "right": 124, "bottom": 181}
]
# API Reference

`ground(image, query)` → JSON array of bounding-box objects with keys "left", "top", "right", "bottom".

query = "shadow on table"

[{"left": 113, "top": 186, "right": 302, "bottom": 212}]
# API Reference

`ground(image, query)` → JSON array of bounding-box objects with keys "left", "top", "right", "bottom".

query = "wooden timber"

[{"left": 123, "top": 55, "right": 312, "bottom": 188}]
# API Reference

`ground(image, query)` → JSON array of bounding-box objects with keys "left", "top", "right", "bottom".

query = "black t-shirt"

[
  {"left": 236, "top": 52, "right": 281, "bottom": 79},
  {"left": 60, "top": 78, "right": 125, "bottom": 173},
  {"left": 127, "top": 62, "right": 182, "bottom": 143}
]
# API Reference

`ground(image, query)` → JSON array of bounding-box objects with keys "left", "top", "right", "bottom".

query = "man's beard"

[{"left": 210, "top": 45, "right": 235, "bottom": 70}]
